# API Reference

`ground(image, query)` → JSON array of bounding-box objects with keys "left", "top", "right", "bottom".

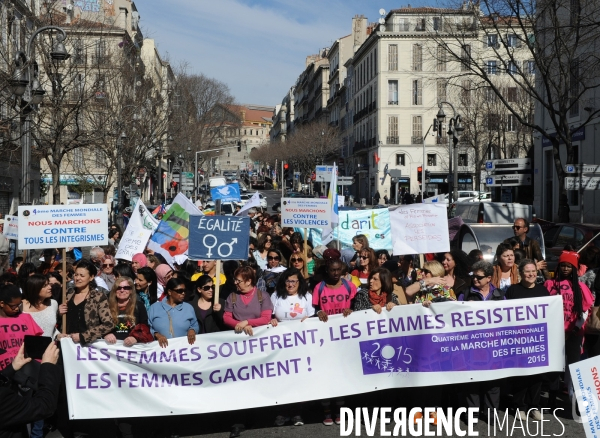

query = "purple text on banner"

[{"left": 359, "top": 323, "right": 548, "bottom": 375}]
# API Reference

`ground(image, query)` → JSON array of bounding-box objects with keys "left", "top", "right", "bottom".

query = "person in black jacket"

[
  {"left": 0, "top": 342, "right": 61, "bottom": 438},
  {"left": 192, "top": 275, "right": 226, "bottom": 333}
]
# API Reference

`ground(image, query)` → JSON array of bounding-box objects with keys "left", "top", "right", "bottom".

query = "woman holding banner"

[
  {"left": 352, "top": 268, "right": 398, "bottom": 313},
  {"left": 148, "top": 278, "right": 198, "bottom": 348},
  {"left": 224, "top": 266, "right": 274, "bottom": 438},
  {"left": 506, "top": 259, "right": 549, "bottom": 421},
  {"left": 404, "top": 260, "right": 456, "bottom": 304},
  {"left": 104, "top": 277, "right": 152, "bottom": 346},
  {"left": 192, "top": 275, "right": 225, "bottom": 333},
  {"left": 58, "top": 260, "right": 113, "bottom": 345},
  {"left": 438, "top": 250, "right": 470, "bottom": 292}
]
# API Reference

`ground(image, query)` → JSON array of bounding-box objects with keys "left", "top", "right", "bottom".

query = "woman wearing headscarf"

[
  {"left": 155, "top": 264, "right": 173, "bottom": 301},
  {"left": 131, "top": 253, "right": 147, "bottom": 273}
]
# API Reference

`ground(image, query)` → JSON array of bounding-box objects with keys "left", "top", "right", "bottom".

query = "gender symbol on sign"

[
  {"left": 202, "top": 234, "right": 238, "bottom": 258},
  {"left": 189, "top": 215, "right": 250, "bottom": 261}
]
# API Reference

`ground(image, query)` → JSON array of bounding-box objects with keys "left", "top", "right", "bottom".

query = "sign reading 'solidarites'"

[{"left": 18, "top": 205, "right": 109, "bottom": 249}]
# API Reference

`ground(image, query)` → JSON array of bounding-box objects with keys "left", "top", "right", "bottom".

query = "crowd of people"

[{"left": 0, "top": 213, "right": 596, "bottom": 438}]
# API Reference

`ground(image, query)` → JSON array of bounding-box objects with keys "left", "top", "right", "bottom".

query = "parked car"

[
  {"left": 452, "top": 202, "right": 533, "bottom": 224},
  {"left": 543, "top": 223, "right": 600, "bottom": 272}
]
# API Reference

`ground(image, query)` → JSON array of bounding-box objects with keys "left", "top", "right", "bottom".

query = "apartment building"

[
  {"left": 293, "top": 51, "right": 329, "bottom": 129},
  {"left": 271, "top": 87, "right": 294, "bottom": 143},
  {"left": 348, "top": 6, "right": 533, "bottom": 201}
]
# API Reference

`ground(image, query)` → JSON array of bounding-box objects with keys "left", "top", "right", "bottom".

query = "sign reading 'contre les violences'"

[
  {"left": 18, "top": 205, "right": 108, "bottom": 249},
  {"left": 280, "top": 198, "right": 330, "bottom": 228}
]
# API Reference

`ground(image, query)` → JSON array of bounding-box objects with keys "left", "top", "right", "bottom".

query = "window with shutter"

[
  {"left": 412, "top": 116, "right": 423, "bottom": 144},
  {"left": 388, "top": 45, "right": 398, "bottom": 71},
  {"left": 412, "top": 80, "right": 422, "bottom": 105},
  {"left": 413, "top": 44, "right": 422, "bottom": 71},
  {"left": 388, "top": 116, "right": 399, "bottom": 144},
  {"left": 437, "top": 45, "right": 446, "bottom": 71}
]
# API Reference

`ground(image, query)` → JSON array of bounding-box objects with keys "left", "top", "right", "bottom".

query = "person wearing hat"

[
  {"left": 544, "top": 250, "right": 594, "bottom": 407},
  {"left": 0, "top": 219, "right": 8, "bottom": 276}
]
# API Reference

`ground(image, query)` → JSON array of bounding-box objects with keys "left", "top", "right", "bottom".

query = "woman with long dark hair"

[
  {"left": 491, "top": 243, "right": 519, "bottom": 293},
  {"left": 17, "top": 262, "right": 36, "bottom": 292},
  {"left": 351, "top": 248, "right": 378, "bottom": 287},
  {"left": 192, "top": 275, "right": 225, "bottom": 333},
  {"left": 352, "top": 267, "right": 399, "bottom": 313},
  {"left": 135, "top": 267, "right": 157, "bottom": 311},
  {"left": 437, "top": 249, "right": 471, "bottom": 292},
  {"left": 22, "top": 274, "right": 58, "bottom": 337},
  {"left": 271, "top": 268, "right": 314, "bottom": 325},
  {"left": 544, "top": 251, "right": 593, "bottom": 407}
]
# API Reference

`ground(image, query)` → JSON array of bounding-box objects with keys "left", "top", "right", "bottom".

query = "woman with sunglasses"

[
  {"left": 98, "top": 255, "right": 116, "bottom": 290},
  {"left": 351, "top": 248, "right": 378, "bottom": 288},
  {"left": 353, "top": 267, "right": 399, "bottom": 313},
  {"left": 104, "top": 277, "right": 150, "bottom": 346},
  {"left": 148, "top": 278, "right": 198, "bottom": 348},
  {"left": 192, "top": 275, "right": 225, "bottom": 334},
  {"left": 253, "top": 234, "right": 273, "bottom": 270},
  {"left": 289, "top": 252, "right": 309, "bottom": 279},
  {"left": 405, "top": 260, "right": 456, "bottom": 305},
  {"left": 457, "top": 261, "right": 504, "bottom": 301},
  {"left": 261, "top": 249, "right": 287, "bottom": 295}
]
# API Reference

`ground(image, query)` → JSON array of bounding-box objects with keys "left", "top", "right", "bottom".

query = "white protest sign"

[
  {"left": 390, "top": 204, "right": 450, "bottom": 256},
  {"left": 18, "top": 205, "right": 108, "bottom": 249},
  {"left": 3, "top": 215, "right": 18, "bottom": 240},
  {"left": 338, "top": 195, "right": 345, "bottom": 208},
  {"left": 61, "top": 297, "right": 564, "bottom": 419},
  {"left": 281, "top": 197, "right": 330, "bottom": 228},
  {"left": 570, "top": 356, "right": 600, "bottom": 438},
  {"left": 115, "top": 200, "right": 159, "bottom": 261}
]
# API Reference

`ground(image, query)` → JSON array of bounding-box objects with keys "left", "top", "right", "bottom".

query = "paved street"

[{"left": 46, "top": 389, "right": 586, "bottom": 437}]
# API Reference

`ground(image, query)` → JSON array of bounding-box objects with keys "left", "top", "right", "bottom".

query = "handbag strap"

[{"left": 164, "top": 307, "right": 175, "bottom": 337}]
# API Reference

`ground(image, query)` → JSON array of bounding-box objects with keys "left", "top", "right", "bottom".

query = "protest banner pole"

[
  {"left": 303, "top": 228, "right": 308, "bottom": 260},
  {"left": 419, "top": 254, "right": 424, "bottom": 269},
  {"left": 214, "top": 260, "right": 221, "bottom": 303},
  {"left": 62, "top": 248, "right": 67, "bottom": 334}
]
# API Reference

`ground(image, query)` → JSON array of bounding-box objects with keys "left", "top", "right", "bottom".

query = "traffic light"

[
  {"left": 425, "top": 170, "right": 431, "bottom": 181},
  {"left": 417, "top": 166, "right": 422, "bottom": 183},
  {"left": 283, "top": 163, "right": 291, "bottom": 180}
]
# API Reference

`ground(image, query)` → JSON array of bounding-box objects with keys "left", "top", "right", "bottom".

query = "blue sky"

[{"left": 140, "top": 0, "right": 426, "bottom": 107}]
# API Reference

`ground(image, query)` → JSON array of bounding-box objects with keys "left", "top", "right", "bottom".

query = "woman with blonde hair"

[
  {"left": 405, "top": 260, "right": 456, "bottom": 304},
  {"left": 104, "top": 276, "right": 151, "bottom": 346}
]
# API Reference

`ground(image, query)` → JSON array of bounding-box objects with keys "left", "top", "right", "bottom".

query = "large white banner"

[
  {"left": 62, "top": 297, "right": 564, "bottom": 419},
  {"left": 390, "top": 204, "right": 450, "bottom": 255},
  {"left": 115, "top": 200, "right": 159, "bottom": 261},
  {"left": 18, "top": 205, "right": 108, "bottom": 249},
  {"left": 3, "top": 215, "right": 18, "bottom": 240}
]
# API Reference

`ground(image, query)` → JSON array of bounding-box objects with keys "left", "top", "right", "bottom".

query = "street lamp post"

[
  {"left": 116, "top": 132, "right": 126, "bottom": 225},
  {"left": 9, "top": 26, "right": 69, "bottom": 204},
  {"left": 436, "top": 102, "right": 464, "bottom": 205}
]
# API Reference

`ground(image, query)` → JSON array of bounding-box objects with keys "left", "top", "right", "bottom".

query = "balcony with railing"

[
  {"left": 388, "top": 100, "right": 398, "bottom": 105},
  {"left": 387, "top": 136, "right": 399, "bottom": 144},
  {"left": 411, "top": 136, "right": 423, "bottom": 144}
]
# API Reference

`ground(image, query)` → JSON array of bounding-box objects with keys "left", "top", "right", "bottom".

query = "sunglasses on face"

[
  {"left": 170, "top": 288, "right": 186, "bottom": 294},
  {"left": 513, "top": 225, "right": 524, "bottom": 230},
  {"left": 471, "top": 275, "right": 487, "bottom": 281},
  {"left": 116, "top": 286, "right": 132, "bottom": 291},
  {"left": 290, "top": 258, "right": 303, "bottom": 263},
  {"left": 103, "top": 263, "right": 114, "bottom": 267},
  {"left": 201, "top": 285, "right": 214, "bottom": 291},
  {"left": 359, "top": 256, "right": 369, "bottom": 260},
  {"left": 267, "top": 256, "right": 280, "bottom": 261}
]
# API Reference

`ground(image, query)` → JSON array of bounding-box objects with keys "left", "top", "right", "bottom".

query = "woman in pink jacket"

[{"left": 544, "top": 250, "right": 594, "bottom": 407}]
